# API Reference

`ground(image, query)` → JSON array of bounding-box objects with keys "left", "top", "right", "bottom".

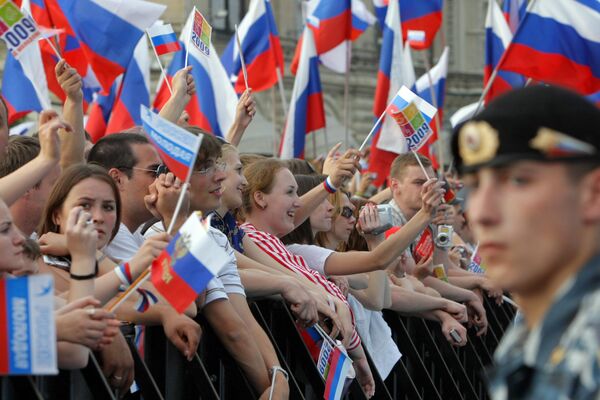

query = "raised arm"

[
  {"left": 56, "top": 60, "right": 85, "bottom": 168},
  {"left": 323, "top": 179, "right": 444, "bottom": 275},
  {"left": 0, "top": 111, "right": 66, "bottom": 205},
  {"left": 158, "top": 66, "right": 195, "bottom": 123},
  {"left": 225, "top": 89, "right": 256, "bottom": 146}
]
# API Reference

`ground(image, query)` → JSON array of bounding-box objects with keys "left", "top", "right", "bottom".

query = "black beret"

[{"left": 451, "top": 85, "right": 600, "bottom": 174}]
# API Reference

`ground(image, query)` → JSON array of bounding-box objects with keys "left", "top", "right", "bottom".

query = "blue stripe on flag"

[
  {"left": 151, "top": 33, "right": 179, "bottom": 47},
  {"left": 7, "top": 278, "right": 31, "bottom": 374}
]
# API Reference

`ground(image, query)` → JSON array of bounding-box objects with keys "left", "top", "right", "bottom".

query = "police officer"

[{"left": 452, "top": 85, "right": 600, "bottom": 400}]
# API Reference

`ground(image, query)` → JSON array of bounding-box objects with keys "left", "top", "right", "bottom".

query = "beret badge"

[{"left": 458, "top": 121, "right": 500, "bottom": 166}]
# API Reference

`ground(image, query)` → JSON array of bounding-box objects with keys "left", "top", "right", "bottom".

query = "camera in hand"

[
  {"left": 435, "top": 224, "right": 453, "bottom": 248},
  {"left": 359, "top": 204, "right": 394, "bottom": 235}
]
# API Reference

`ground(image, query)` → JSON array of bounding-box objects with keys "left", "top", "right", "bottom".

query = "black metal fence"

[{"left": 0, "top": 296, "right": 516, "bottom": 400}]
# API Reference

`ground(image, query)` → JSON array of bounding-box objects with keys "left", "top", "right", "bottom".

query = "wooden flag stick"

[
  {"left": 359, "top": 108, "right": 387, "bottom": 152},
  {"left": 412, "top": 150, "right": 431, "bottom": 180},
  {"left": 147, "top": 30, "right": 173, "bottom": 95},
  {"left": 234, "top": 24, "right": 249, "bottom": 91}
]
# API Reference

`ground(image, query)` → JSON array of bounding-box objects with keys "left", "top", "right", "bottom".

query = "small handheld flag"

[
  {"left": 0, "top": 0, "right": 41, "bottom": 59},
  {"left": 191, "top": 8, "right": 212, "bottom": 57},
  {"left": 0, "top": 274, "right": 57, "bottom": 375},
  {"left": 407, "top": 30, "right": 426, "bottom": 48},
  {"left": 148, "top": 23, "right": 181, "bottom": 56},
  {"left": 140, "top": 105, "right": 202, "bottom": 182},
  {"left": 151, "top": 213, "right": 228, "bottom": 313}
]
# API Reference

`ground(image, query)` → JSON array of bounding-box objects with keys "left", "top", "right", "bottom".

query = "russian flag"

[
  {"left": 140, "top": 105, "right": 202, "bottom": 182},
  {"left": 368, "top": 0, "right": 415, "bottom": 186},
  {"left": 299, "top": 325, "right": 323, "bottom": 362},
  {"left": 147, "top": 23, "right": 181, "bottom": 56},
  {"left": 413, "top": 46, "right": 449, "bottom": 166},
  {"left": 0, "top": 275, "right": 57, "bottom": 375},
  {"left": 503, "top": 0, "right": 527, "bottom": 34},
  {"left": 85, "top": 81, "right": 118, "bottom": 142},
  {"left": 323, "top": 346, "right": 352, "bottom": 400},
  {"left": 484, "top": 0, "right": 525, "bottom": 104},
  {"left": 280, "top": 27, "right": 325, "bottom": 159},
  {"left": 372, "top": 0, "right": 443, "bottom": 50},
  {"left": 153, "top": 10, "right": 238, "bottom": 138},
  {"left": 221, "top": 0, "right": 283, "bottom": 94},
  {"left": 105, "top": 36, "right": 150, "bottom": 134},
  {"left": 1, "top": 50, "right": 51, "bottom": 123},
  {"left": 53, "top": 0, "right": 165, "bottom": 93},
  {"left": 291, "top": 0, "right": 375, "bottom": 74},
  {"left": 151, "top": 214, "right": 228, "bottom": 313},
  {"left": 502, "top": 0, "right": 600, "bottom": 95}
]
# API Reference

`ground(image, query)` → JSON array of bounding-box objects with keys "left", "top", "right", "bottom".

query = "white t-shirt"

[
  {"left": 285, "top": 243, "right": 333, "bottom": 276},
  {"left": 347, "top": 294, "right": 401, "bottom": 380},
  {"left": 105, "top": 223, "right": 145, "bottom": 263}
]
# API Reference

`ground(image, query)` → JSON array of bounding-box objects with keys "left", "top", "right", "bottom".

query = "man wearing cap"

[{"left": 452, "top": 85, "right": 600, "bottom": 399}]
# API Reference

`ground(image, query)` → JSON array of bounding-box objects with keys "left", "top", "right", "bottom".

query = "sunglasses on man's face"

[
  {"left": 120, "top": 164, "right": 169, "bottom": 178},
  {"left": 340, "top": 206, "right": 354, "bottom": 219}
]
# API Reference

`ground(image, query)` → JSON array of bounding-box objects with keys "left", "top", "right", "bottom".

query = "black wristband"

[{"left": 69, "top": 261, "right": 98, "bottom": 280}]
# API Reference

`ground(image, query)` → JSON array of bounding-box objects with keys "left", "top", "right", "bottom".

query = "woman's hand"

[
  {"left": 357, "top": 203, "right": 382, "bottom": 235},
  {"left": 419, "top": 179, "right": 445, "bottom": 216},
  {"left": 39, "top": 232, "right": 69, "bottom": 256},
  {"left": 65, "top": 206, "right": 98, "bottom": 262}
]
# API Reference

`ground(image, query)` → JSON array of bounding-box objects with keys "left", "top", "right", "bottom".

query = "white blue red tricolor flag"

[
  {"left": 151, "top": 214, "right": 228, "bottom": 313},
  {"left": 153, "top": 10, "right": 237, "bottom": 137},
  {"left": 280, "top": 27, "right": 325, "bottom": 159},
  {"left": 502, "top": 0, "right": 600, "bottom": 95},
  {"left": 373, "top": 0, "right": 443, "bottom": 50},
  {"left": 317, "top": 339, "right": 352, "bottom": 400},
  {"left": 0, "top": 275, "right": 57, "bottom": 375},
  {"left": 148, "top": 23, "right": 181, "bottom": 56},
  {"left": 221, "top": 0, "right": 283, "bottom": 94},
  {"left": 502, "top": 0, "right": 526, "bottom": 34},
  {"left": 53, "top": 0, "right": 164, "bottom": 93},
  {"left": 140, "top": 104, "right": 202, "bottom": 182},
  {"left": 368, "top": 0, "right": 415, "bottom": 186},
  {"left": 484, "top": 0, "right": 525, "bottom": 104},
  {"left": 291, "top": 0, "right": 376, "bottom": 74}
]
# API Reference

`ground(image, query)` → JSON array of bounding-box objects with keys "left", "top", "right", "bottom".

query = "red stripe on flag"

[
  {"left": 155, "top": 42, "right": 181, "bottom": 56},
  {"left": 503, "top": 43, "right": 600, "bottom": 95},
  {"left": 233, "top": 47, "right": 279, "bottom": 94},
  {"left": 79, "top": 42, "right": 126, "bottom": 95},
  {"left": 106, "top": 99, "right": 136, "bottom": 134},
  {"left": 306, "top": 92, "right": 326, "bottom": 133},
  {"left": 151, "top": 252, "right": 198, "bottom": 313},
  {"left": 0, "top": 280, "right": 9, "bottom": 373}
]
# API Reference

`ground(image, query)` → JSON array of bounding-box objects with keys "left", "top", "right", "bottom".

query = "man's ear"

[
  {"left": 390, "top": 177, "right": 400, "bottom": 194},
  {"left": 253, "top": 191, "right": 267, "bottom": 210},
  {"left": 108, "top": 168, "right": 126, "bottom": 191},
  {"left": 579, "top": 168, "right": 600, "bottom": 223}
]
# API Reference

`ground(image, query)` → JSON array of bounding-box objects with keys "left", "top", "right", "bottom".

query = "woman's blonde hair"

[{"left": 242, "top": 158, "right": 286, "bottom": 215}]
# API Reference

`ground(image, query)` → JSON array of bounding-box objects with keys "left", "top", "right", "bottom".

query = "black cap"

[{"left": 451, "top": 85, "right": 600, "bottom": 174}]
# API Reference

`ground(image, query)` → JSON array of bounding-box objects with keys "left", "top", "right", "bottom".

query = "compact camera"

[
  {"left": 360, "top": 204, "right": 394, "bottom": 235},
  {"left": 435, "top": 224, "right": 454, "bottom": 248}
]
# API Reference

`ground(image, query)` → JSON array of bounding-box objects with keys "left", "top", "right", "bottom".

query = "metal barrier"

[{"left": 0, "top": 296, "right": 515, "bottom": 400}]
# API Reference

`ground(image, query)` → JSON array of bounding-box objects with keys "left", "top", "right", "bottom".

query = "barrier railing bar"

[
  {"left": 80, "top": 353, "right": 116, "bottom": 400},
  {"left": 125, "top": 335, "right": 164, "bottom": 400}
]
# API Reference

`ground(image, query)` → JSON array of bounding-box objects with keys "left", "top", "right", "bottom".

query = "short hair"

[
  {"left": 87, "top": 133, "right": 149, "bottom": 178},
  {"left": 389, "top": 153, "right": 432, "bottom": 181},
  {"left": 0, "top": 136, "right": 40, "bottom": 179},
  {"left": 37, "top": 164, "right": 121, "bottom": 241},
  {"left": 185, "top": 126, "right": 223, "bottom": 169}
]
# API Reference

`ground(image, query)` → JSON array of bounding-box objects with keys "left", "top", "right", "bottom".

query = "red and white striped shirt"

[{"left": 242, "top": 223, "right": 361, "bottom": 350}]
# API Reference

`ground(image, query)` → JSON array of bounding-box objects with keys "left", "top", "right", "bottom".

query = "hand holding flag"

[{"left": 151, "top": 213, "right": 228, "bottom": 313}]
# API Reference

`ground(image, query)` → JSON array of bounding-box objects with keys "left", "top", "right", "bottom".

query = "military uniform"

[
  {"left": 451, "top": 85, "right": 600, "bottom": 399},
  {"left": 488, "top": 254, "right": 600, "bottom": 400}
]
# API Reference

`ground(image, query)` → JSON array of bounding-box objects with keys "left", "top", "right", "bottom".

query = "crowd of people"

[{"left": 1, "top": 56, "right": 599, "bottom": 400}]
